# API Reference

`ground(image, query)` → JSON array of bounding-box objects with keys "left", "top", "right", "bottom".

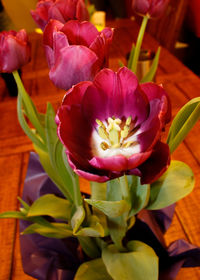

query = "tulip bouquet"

[{"left": 1, "top": 0, "right": 200, "bottom": 279}]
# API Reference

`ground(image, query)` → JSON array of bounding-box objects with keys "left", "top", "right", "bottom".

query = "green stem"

[
  {"left": 13, "top": 70, "right": 46, "bottom": 142},
  {"left": 130, "top": 16, "right": 149, "bottom": 74},
  {"left": 119, "top": 175, "right": 130, "bottom": 204}
]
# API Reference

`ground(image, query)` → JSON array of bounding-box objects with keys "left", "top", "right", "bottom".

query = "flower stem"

[
  {"left": 130, "top": 16, "right": 149, "bottom": 74},
  {"left": 119, "top": 175, "right": 130, "bottom": 205}
]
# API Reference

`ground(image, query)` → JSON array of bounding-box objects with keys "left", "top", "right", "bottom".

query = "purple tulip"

[
  {"left": 0, "top": 29, "right": 31, "bottom": 73},
  {"left": 131, "top": 0, "right": 170, "bottom": 18},
  {"left": 56, "top": 67, "right": 171, "bottom": 184},
  {"left": 43, "top": 19, "right": 113, "bottom": 90},
  {"left": 31, "top": 0, "right": 89, "bottom": 31}
]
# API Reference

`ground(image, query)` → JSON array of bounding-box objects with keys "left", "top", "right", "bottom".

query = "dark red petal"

[
  {"left": 76, "top": 0, "right": 89, "bottom": 21},
  {"left": 57, "top": 105, "right": 92, "bottom": 166},
  {"left": 82, "top": 67, "right": 149, "bottom": 126},
  {"left": 141, "top": 82, "right": 171, "bottom": 124},
  {"left": 137, "top": 99, "right": 161, "bottom": 152},
  {"left": 137, "top": 141, "right": 170, "bottom": 184}
]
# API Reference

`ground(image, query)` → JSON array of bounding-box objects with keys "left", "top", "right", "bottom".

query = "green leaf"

[
  {"left": 0, "top": 211, "right": 28, "bottom": 220},
  {"left": 167, "top": 97, "right": 200, "bottom": 153},
  {"left": 45, "top": 103, "right": 57, "bottom": 166},
  {"left": 107, "top": 179, "right": 127, "bottom": 250},
  {"left": 75, "top": 258, "right": 112, "bottom": 280},
  {"left": 13, "top": 70, "right": 46, "bottom": 141},
  {"left": 71, "top": 205, "right": 85, "bottom": 234},
  {"left": 33, "top": 144, "right": 72, "bottom": 201},
  {"left": 78, "top": 236, "right": 101, "bottom": 259},
  {"left": 90, "top": 182, "right": 108, "bottom": 234},
  {"left": 102, "top": 241, "right": 158, "bottom": 280},
  {"left": 22, "top": 222, "right": 73, "bottom": 239},
  {"left": 128, "top": 176, "right": 150, "bottom": 216},
  {"left": 76, "top": 215, "right": 105, "bottom": 237},
  {"left": 17, "top": 197, "right": 30, "bottom": 211},
  {"left": 27, "top": 194, "right": 71, "bottom": 221},
  {"left": 85, "top": 199, "right": 130, "bottom": 218},
  {"left": 146, "top": 160, "right": 195, "bottom": 210},
  {"left": 140, "top": 47, "right": 161, "bottom": 83},
  {"left": 54, "top": 141, "right": 75, "bottom": 203},
  {"left": 17, "top": 94, "right": 46, "bottom": 151},
  {"left": 127, "top": 43, "right": 135, "bottom": 69},
  {"left": 119, "top": 60, "right": 124, "bottom": 67}
]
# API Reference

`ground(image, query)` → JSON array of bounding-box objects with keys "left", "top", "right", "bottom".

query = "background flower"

[
  {"left": 131, "top": 0, "right": 170, "bottom": 18},
  {"left": 0, "top": 29, "right": 31, "bottom": 73},
  {"left": 43, "top": 19, "right": 113, "bottom": 90},
  {"left": 56, "top": 67, "right": 171, "bottom": 184},
  {"left": 31, "top": 0, "right": 89, "bottom": 30}
]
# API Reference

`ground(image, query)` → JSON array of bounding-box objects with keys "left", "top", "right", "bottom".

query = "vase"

[
  {"left": 136, "top": 49, "right": 155, "bottom": 81},
  {"left": 20, "top": 153, "right": 200, "bottom": 280}
]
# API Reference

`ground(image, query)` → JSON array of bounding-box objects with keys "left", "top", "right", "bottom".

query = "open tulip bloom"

[
  {"left": 1, "top": 3, "right": 200, "bottom": 279},
  {"left": 56, "top": 67, "right": 171, "bottom": 184}
]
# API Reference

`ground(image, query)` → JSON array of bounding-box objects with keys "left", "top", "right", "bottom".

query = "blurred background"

[{"left": 0, "top": 0, "right": 200, "bottom": 76}]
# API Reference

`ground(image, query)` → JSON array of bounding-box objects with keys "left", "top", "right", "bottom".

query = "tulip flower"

[
  {"left": 131, "top": 0, "right": 170, "bottom": 18},
  {"left": 31, "top": 0, "right": 89, "bottom": 31},
  {"left": 56, "top": 67, "right": 171, "bottom": 184},
  {"left": 43, "top": 19, "right": 113, "bottom": 90},
  {"left": 0, "top": 29, "right": 31, "bottom": 73}
]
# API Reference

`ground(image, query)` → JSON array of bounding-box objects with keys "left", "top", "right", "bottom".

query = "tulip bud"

[
  {"left": 0, "top": 29, "right": 31, "bottom": 73},
  {"left": 31, "top": 0, "right": 89, "bottom": 31},
  {"left": 132, "top": 0, "right": 170, "bottom": 18}
]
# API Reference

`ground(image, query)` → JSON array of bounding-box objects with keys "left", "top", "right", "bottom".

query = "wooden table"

[{"left": 0, "top": 18, "right": 200, "bottom": 279}]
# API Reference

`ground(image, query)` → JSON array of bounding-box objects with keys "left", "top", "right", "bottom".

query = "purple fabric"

[{"left": 20, "top": 152, "right": 200, "bottom": 280}]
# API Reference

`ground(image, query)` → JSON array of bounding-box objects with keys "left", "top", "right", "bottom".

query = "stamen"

[
  {"left": 100, "top": 142, "right": 109, "bottom": 150},
  {"left": 123, "top": 141, "right": 138, "bottom": 148},
  {"left": 98, "top": 126, "right": 109, "bottom": 140},
  {"left": 95, "top": 116, "right": 138, "bottom": 152}
]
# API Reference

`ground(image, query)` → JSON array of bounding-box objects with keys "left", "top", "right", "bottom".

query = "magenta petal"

[
  {"left": 0, "top": 30, "right": 30, "bottom": 72},
  {"left": 61, "top": 20, "right": 99, "bottom": 47},
  {"left": 67, "top": 153, "right": 109, "bottom": 182},
  {"left": 62, "top": 81, "right": 92, "bottom": 107},
  {"left": 82, "top": 67, "right": 149, "bottom": 126},
  {"left": 49, "top": 45, "right": 98, "bottom": 90},
  {"left": 43, "top": 19, "right": 64, "bottom": 47},
  {"left": 48, "top": 4, "right": 66, "bottom": 23},
  {"left": 127, "top": 151, "right": 152, "bottom": 169},
  {"left": 31, "top": 0, "right": 54, "bottom": 30},
  {"left": 89, "top": 155, "right": 128, "bottom": 172},
  {"left": 138, "top": 141, "right": 170, "bottom": 184},
  {"left": 141, "top": 82, "right": 171, "bottom": 124}
]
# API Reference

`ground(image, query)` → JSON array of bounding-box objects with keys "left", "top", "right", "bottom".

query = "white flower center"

[{"left": 91, "top": 116, "right": 141, "bottom": 158}]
